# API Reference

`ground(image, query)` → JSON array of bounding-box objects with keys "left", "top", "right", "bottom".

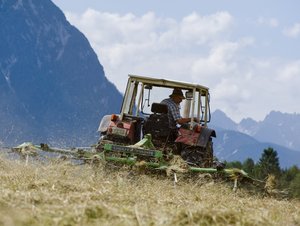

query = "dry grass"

[{"left": 0, "top": 152, "right": 300, "bottom": 226}]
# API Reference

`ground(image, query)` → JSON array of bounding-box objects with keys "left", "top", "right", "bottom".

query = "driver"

[{"left": 161, "top": 88, "right": 197, "bottom": 129}]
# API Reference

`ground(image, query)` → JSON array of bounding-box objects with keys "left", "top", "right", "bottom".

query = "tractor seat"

[
  {"left": 143, "top": 103, "right": 170, "bottom": 138},
  {"left": 151, "top": 102, "right": 168, "bottom": 114}
]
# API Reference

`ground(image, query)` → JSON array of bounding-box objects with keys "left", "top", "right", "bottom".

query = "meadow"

[{"left": 0, "top": 152, "right": 299, "bottom": 226}]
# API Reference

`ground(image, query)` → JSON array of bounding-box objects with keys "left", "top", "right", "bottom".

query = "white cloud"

[
  {"left": 191, "top": 38, "right": 254, "bottom": 85},
  {"left": 66, "top": 10, "right": 234, "bottom": 88},
  {"left": 283, "top": 23, "right": 300, "bottom": 38},
  {"left": 65, "top": 10, "right": 300, "bottom": 122},
  {"left": 179, "top": 12, "right": 233, "bottom": 44}
]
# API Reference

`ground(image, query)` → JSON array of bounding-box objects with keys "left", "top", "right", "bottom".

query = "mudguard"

[
  {"left": 196, "top": 127, "right": 216, "bottom": 147},
  {"left": 97, "top": 115, "right": 112, "bottom": 133},
  {"left": 175, "top": 126, "right": 216, "bottom": 148}
]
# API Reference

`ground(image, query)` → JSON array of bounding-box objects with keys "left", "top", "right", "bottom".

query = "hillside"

[
  {"left": 0, "top": 0, "right": 122, "bottom": 147},
  {"left": 0, "top": 153, "right": 299, "bottom": 226}
]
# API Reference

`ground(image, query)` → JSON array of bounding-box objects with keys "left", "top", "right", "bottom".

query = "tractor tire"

[{"left": 181, "top": 140, "right": 214, "bottom": 167}]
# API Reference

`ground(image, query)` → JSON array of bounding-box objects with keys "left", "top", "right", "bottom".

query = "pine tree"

[
  {"left": 289, "top": 173, "right": 300, "bottom": 198},
  {"left": 256, "top": 147, "right": 281, "bottom": 179},
  {"left": 225, "top": 161, "right": 242, "bottom": 169},
  {"left": 280, "top": 165, "right": 299, "bottom": 188},
  {"left": 242, "top": 158, "right": 255, "bottom": 176},
  {"left": 279, "top": 166, "right": 300, "bottom": 198}
]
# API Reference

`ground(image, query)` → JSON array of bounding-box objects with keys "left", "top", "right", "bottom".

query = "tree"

[
  {"left": 280, "top": 165, "right": 300, "bottom": 188},
  {"left": 277, "top": 165, "right": 300, "bottom": 198},
  {"left": 256, "top": 147, "right": 281, "bottom": 179},
  {"left": 289, "top": 173, "right": 300, "bottom": 198},
  {"left": 225, "top": 161, "right": 242, "bottom": 169},
  {"left": 242, "top": 158, "right": 255, "bottom": 176}
]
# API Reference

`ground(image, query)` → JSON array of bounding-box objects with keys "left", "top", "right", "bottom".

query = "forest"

[{"left": 225, "top": 147, "right": 300, "bottom": 198}]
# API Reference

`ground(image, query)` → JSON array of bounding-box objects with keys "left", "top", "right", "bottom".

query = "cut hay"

[{"left": 0, "top": 153, "right": 299, "bottom": 226}]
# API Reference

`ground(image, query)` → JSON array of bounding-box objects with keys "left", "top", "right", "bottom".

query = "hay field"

[{"left": 0, "top": 153, "right": 299, "bottom": 226}]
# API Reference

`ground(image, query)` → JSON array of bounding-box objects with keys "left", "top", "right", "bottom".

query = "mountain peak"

[
  {"left": 211, "top": 110, "right": 237, "bottom": 131},
  {"left": 238, "top": 117, "right": 259, "bottom": 136},
  {"left": 212, "top": 109, "right": 300, "bottom": 167},
  {"left": 213, "top": 109, "right": 300, "bottom": 152},
  {"left": 264, "top": 110, "right": 300, "bottom": 123}
]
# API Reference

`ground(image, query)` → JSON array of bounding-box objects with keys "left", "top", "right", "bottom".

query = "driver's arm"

[{"left": 176, "top": 117, "right": 199, "bottom": 125}]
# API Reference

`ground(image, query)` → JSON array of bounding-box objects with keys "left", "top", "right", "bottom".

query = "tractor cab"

[{"left": 97, "top": 74, "right": 216, "bottom": 167}]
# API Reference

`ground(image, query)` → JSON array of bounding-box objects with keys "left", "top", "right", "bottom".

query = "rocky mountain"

[
  {"left": 210, "top": 109, "right": 237, "bottom": 131},
  {"left": 211, "top": 110, "right": 300, "bottom": 152},
  {"left": 0, "top": 0, "right": 122, "bottom": 147},
  {"left": 211, "top": 110, "right": 300, "bottom": 168},
  {"left": 250, "top": 111, "right": 300, "bottom": 151},
  {"left": 213, "top": 129, "right": 300, "bottom": 168}
]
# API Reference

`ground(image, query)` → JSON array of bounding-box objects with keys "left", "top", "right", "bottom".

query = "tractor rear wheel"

[{"left": 180, "top": 140, "right": 213, "bottom": 167}]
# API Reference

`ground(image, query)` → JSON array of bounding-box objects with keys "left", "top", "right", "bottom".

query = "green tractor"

[{"left": 96, "top": 74, "right": 217, "bottom": 168}]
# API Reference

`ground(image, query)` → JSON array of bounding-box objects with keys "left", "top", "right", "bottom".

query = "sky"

[{"left": 51, "top": 0, "right": 300, "bottom": 122}]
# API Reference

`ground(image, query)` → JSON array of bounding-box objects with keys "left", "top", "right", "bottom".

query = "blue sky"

[{"left": 52, "top": 0, "right": 300, "bottom": 122}]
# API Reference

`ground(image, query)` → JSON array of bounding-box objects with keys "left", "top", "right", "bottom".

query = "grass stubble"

[{"left": 0, "top": 151, "right": 299, "bottom": 226}]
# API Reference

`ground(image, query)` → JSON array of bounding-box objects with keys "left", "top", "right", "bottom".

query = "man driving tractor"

[{"left": 161, "top": 88, "right": 198, "bottom": 129}]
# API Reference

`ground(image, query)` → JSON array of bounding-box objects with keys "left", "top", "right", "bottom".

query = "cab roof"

[{"left": 128, "top": 74, "right": 209, "bottom": 92}]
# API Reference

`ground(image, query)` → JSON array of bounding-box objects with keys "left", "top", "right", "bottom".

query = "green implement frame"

[{"left": 12, "top": 139, "right": 264, "bottom": 191}]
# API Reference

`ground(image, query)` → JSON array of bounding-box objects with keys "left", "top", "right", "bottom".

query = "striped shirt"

[{"left": 161, "top": 98, "right": 181, "bottom": 129}]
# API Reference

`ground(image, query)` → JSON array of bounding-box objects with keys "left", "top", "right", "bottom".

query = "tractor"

[{"left": 96, "top": 74, "right": 216, "bottom": 168}]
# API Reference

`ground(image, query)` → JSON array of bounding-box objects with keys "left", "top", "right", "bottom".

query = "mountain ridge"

[
  {"left": 211, "top": 109, "right": 300, "bottom": 152},
  {"left": 0, "top": 0, "right": 123, "bottom": 147},
  {"left": 211, "top": 110, "right": 300, "bottom": 168}
]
